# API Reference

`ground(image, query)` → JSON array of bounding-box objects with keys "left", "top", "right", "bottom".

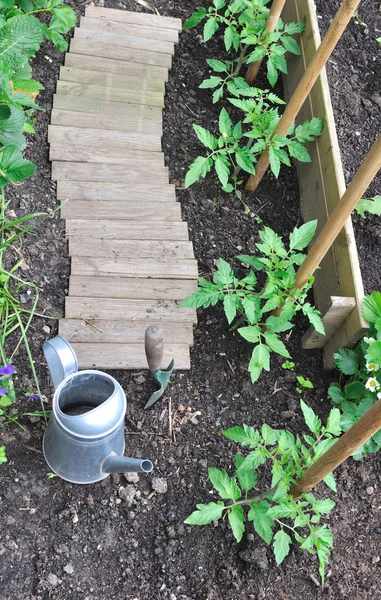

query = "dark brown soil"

[{"left": 0, "top": 1, "right": 380, "bottom": 600}]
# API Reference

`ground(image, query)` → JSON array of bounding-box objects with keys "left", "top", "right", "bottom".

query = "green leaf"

[
  {"left": 203, "top": 17, "right": 219, "bottom": 41},
  {"left": 344, "top": 381, "right": 365, "bottom": 400},
  {"left": 218, "top": 107, "right": 233, "bottom": 137},
  {"left": 179, "top": 286, "right": 220, "bottom": 309},
  {"left": 265, "top": 316, "right": 293, "bottom": 333},
  {"left": 0, "top": 144, "right": 35, "bottom": 186},
  {"left": 270, "top": 461, "right": 284, "bottom": 487},
  {"left": 223, "top": 294, "right": 237, "bottom": 324},
  {"left": 0, "top": 106, "right": 25, "bottom": 149},
  {"left": 184, "top": 7, "right": 207, "bottom": 29},
  {"left": 235, "top": 146, "right": 255, "bottom": 174},
  {"left": 302, "top": 303, "right": 325, "bottom": 335},
  {"left": 239, "top": 447, "right": 267, "bottom": 472},
  {"left": 235, "top": 453, "right": 257, "bottom": 490},
  {"left": 326, "top": 408, "right": 342, "bottom": 436},
  {"left": 199, "top": 75, "right": 223, "bottom": 89},
  {"left": 261, "top": 423, "right": 278, "bottom": 446},
  {"left": 215, "top": 154, "right": 230, "bottom": 186},
  {"left": 250, "top": 344, "right": 270, "bottom": 372},
  {"left": 48, "top": 30, "right": 68, "bottom": 52},
  {"left": 0, "top": 105, "right": 11, "bottom": 120},
  {"left": 295, "top": 118, "right": 324, "bottom": 142},
  {"left": 273, "top": 529, "right": 292, "bottom": 564},
  {"left": 366, "top": 340, "right": 381, "bottom": 364},
  {"left": 236, "top": 254, "right": 264, "bottom": 270},
  {"left": 362, "top": 292, "right": 381, "bottom": 323},
  {"left": 223, "top": 424, "right": 260, "bottom": 447},
  {"left": 184, "top": 501, "right": 224, "bottom": 525},
  {"left": 355, "top": 195, "right": 381, "bottom": 218},
  {"left": 228, "top": 505, "right": 245, "bottom": 542},
  {"left": 248, "top": 500, "right": 274, "bottom": 544},
  {"left": 296, "top": 376, "right": 313, "bottom": 389},
  {"left": 281, "top": 35, "right": 301, "bottom": 54},
  {"left": 271, "top": 52, "right": 287, "bottom": 74},
  {"left": 268, "top": 144, "right": 281, "bottom": 177},
  {"left": 328, "top": 383, "right": 344, "bottom": 404},
  {"left": 193, "top": 124, "right": 218, "bottom": 150},
  {"left": 266, "top": 56, "right": 278, "bottom": 87},
  {"left": 213, "top": 258, "right": 234, "bottom": 287},
  {"left": 242, "top": 297, "right": 260, "bottom": 325},
  {"left": 208, "top": 468, "right": 241, "bottom": 501},
  {"left": 323, "top": 472, "right": 337, "bottom": 492},
  {"left": 313, "top": 499, "right": 336, "bottom": 515},
  {"left": 285, "top": 19, "right": 306, "bottom": 34},
  {"left": 185, "top": 155, "right": 213, "bottom": 187},
  {"left": 263, "top": 332, "right": 291, "bottom": 358},
  {"left": 287, "top": 139, "right": 311, "bottom": 162},
  {"left": 49, "top": 6, "right": 76, "bottom": 33},
  {"left": 224, "top": 26, "right": 234, "bottom": 51},
  {"left": 300, "top": 400, "right": 321, "bottom": 435},
  {"left": 246, "top": 46, "right": 266, "bottom": 64},
  {"left": 289, "top": 220, "right": 317, "bottom": 250},
  {"left": 212, "top": 86, "right": 224, "bottom": 103},
  {"left": 206, "top": 58, "right": 228, "bottom": 73},
  {"left": 333, "top": 348, "right": 358, "bottom": 375}
]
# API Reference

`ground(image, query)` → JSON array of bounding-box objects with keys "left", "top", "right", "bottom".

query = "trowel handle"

[{"left": 145, "top": 326, "right": 164, "bottom": 372}]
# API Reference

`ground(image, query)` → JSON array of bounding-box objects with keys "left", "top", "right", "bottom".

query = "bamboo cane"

[
  {"left": 245, "top": 0, "right": 287, "bottom": 85},
  {"left": 245, "top": 0, "right": 361, "bottom": 192},
  {"left": 291, "top": 399, "right": 381, "bottom": 497}
]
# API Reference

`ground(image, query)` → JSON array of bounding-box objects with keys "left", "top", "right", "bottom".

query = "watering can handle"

[{"left": 145, "top": 326, "right": 164, "bottom": 372}]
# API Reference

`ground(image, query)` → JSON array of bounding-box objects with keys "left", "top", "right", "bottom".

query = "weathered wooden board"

[
  {"left": 59, "top": 318, "right": 193, "bottom": 344},
  {"left": 61, "top": 202, "right": 182, "bottom": 221},
  {"left": 65, "top": 298, "right": 197, "bottom": 322},
  {"left": 80, "top": 16, "right": 179, "bottom": 43},
  {"left": 53, "top": 94, "right": 163, "bottom": 119},
  {"left": 65, "top": 53, "right": 169, "bottom": 81},
  {"left": 69, "top": 239, "right": 194, "bottom": 259},
  {"left": 282, "top": 0, "right": 367, "bottom": 358},
  {"left": 48, "top": 126, "right": 162, "bottom": 162},
  {"left": 51, "top": 109, "right": 162, "bottom": 136},
  {"left": 85, "top": 6, "right": 182, "bottom": 31},
  {"left": 65, "top": 220, "right": 189, "bottom": 240},
  {"left": 70, "top": 38, "right": 172, "bottom": 68},
  {"left": 70, "top": 257, "right": 198, "bottom": 280},
  {"left": 74, "top": 26, "right": 175, "bottom": 55},
  {"left": 60, "top": 66, "right": 165, "bottom": 93},
  {"left": 72, "top": 343, "right": 190, "bottom": 370},
  {"left": 56, "top": 81, "right": 164, "bottom": 108},
  {"left": 57, "top": 181, "right": 175, "bottom": 202},
  {"left": 68, "top": 276, "right": 197, "bottom": 299},
  {"left": 302, "top": 296, "right": 356, "bottom": 349},
  {"left": 52, "top": 162, "right": 168, "bottom": 183}
]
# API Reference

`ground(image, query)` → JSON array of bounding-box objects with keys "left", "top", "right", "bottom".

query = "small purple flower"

[
  {"left": 29, "top": 394, "right": 40, "bottom": 401},
  {"left": 0, "top": 365, "right": 15, "bottom": 380},
  {"left": 0, "top": 388, "right": 7, "bottom": 395}
]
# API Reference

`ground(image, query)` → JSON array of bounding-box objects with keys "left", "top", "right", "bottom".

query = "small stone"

[
  {"left": 372, "top": 556, "right": 380, "bottom": 564},
  {"left": 135, "top": 375, "right": 146, "bottom": 384},
  {"left": 125, "top": 472, "right": 139, "bottom": 484},
  {"left": 42, "top": 325, "right": 50, "bottom": 334},
  {"left": 47, "top": 574, "right": 59, "bottom": 586},
  {"left": 118, "top": 485, "right": 136, "bottom": 506},
  {"left": 166, "top": 526, "right": 176, "bottom": 539},
  {"left": 281, "top": 410, "right": 295, "bottom": 420},
  {"left": 366, "top": 486, "right": 374, "bottom": 495},
  {"left": 63, "top": 564, "right": 74, "bottom": 574},
  {"left": 20, "top": 294, "right": 29, "bottom": 304},
  {"left": 152, "top": 477, "right": 167, "bottom": 494}
]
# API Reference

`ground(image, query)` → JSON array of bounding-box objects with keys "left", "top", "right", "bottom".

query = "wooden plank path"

[{"left": 50, "top": 7, "right": 197, "bottom": 371}]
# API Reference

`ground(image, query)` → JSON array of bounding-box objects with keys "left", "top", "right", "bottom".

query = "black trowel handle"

[{"left": 145, "top": 326, "right": 164, "bottom": 372}]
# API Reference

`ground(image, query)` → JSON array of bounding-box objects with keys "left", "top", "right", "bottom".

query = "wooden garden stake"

[
  {"left": 293, "top": 133, "right": 381, "bottom": 291},
  {"left": 290, "top": 399, "right": 381, "bottom": 497},
  {"left": 245, "top": 0, "right": 361, "bottom": 192},
  {"left": 245, "top": 0, "right": 287, "bottom": 85}
]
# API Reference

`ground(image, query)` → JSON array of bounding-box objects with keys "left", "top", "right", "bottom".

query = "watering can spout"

[{"left": 101, "top": 453, "right": 153, "bottom": 475}]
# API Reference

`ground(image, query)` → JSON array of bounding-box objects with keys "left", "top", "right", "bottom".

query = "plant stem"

[
  {"left": 233, "top": 44, "right": 249, "bottom": 78},
  {"left": 225, "top": 486, "right": 276, "bottom": 510}
]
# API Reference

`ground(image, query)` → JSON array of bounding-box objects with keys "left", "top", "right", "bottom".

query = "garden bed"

[{"left": 0, "top": 1, "right": 380, "bottom": 599}]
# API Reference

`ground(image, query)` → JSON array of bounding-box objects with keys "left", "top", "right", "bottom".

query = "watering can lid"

[{"left": 43, "top": 336, "right": 78, "bottom": 388}]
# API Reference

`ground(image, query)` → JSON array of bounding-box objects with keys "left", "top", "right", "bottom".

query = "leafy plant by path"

[
  {"left": 180, "top": 220, "right": 324, "bottom": 382},
  {"left": 328, "top": 291, "right": 381, "bottom": 459},
  {"left": 354, "top": 195, "right": 381, "bottom": 218},
  {"left": 185, "top": 400, "right": 341, "bottom": 584}
]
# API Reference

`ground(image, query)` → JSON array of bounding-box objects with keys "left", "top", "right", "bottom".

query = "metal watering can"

[{"left": 42, "top": 336, "right": 153, "bottom": 484}]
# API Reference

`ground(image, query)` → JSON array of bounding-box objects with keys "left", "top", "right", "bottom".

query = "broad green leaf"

[
  {"left": 224, "top": 294, "right": 237, "bottom": 324},
  {"left": 265, "top": 316, "right": 293, "bottom": 333},
  {"left": 222, "top": 424, "right": 260, "bottom": 447},
  {"left": 179, "top": 287, "right": 220, "bottom": 309},
  {"left": 236, "top": 254, "right": 264, "bottom": 270},
  {"left": 300, "top": 400, "right": 321, "bottom": 435},
  {"left": 238, "top": 325, "right": 261, "bottom": 343},
  {"left": 218, "top": 107, "right": 233, "bottom": 137},
  {"left": 323, "top": 472, "right": 337, "bottom": 492},
  {"left": 224, "top": 26, "right": 234, "bottom": 50},
  {"left": 261, "top": 423, "right": 278, "bottom": 445},
  {"left": 0, "top": 144, "right": 35, "bottom": 186},
  {"left": 235, "top": 453, "right": 257, "bottom": 490},
  {"left": 328, "top": 382, "right": 344, "bottom": 404},
  {"left": 269, "top": 145, "right": 281, "bottom": 177},
  {"left": 281, "top": 35, "right": 300, "bottom": 54},
  {"left": 199, "top": 76, "right": 223, "bottom": 89},
  {"left": 362, "top": 292, "right": 381, "bottom": 323},
  {"left": 212, "top": 86, "right": 224, "bottom": 103},
  {"left": 242, "top": 296, "right": 260, "bottom": 325},
  {"left": 313, "top": 499, "right": 336, "bottom": 515},
  {"left": 184, "top": 501, "right": 224, "bottom": 525},
  {"left": 250, "top": 344, "right": 270, "bottom": 372},
  {"left": 193, "top": 124, "right": 218, "bottom": 150},
  {"left": 248, "top": 500, "right": 274, "bottom": 544},
  {"left": 184, "top": 6, "right": 207, "bottom": 28},
  {"left": 271, "top": 52, "right": 287, "bottom": 74},
  {"left": 213, "top": 258, "right": 234, "bottom": 287},
  {"left": 295, "top": 118, "right": 324, "bottom": 142},
  {"left": 270, "top": 461, "right": 284, "bottom": 487},
  {"left": 246, "top": 46, "right": 266, "bottom": 64},
  {"left": 215, "top": 154, "right": 230, "bottom": 186},
  {"left": 228, "top": 505, "right": 245, "bottom": 542},
  {"left": 263, "top": 332, "right": 291, "bottom": 358},
  {"left": 49, "top": 6, "right": 76, "bottom": 33},
  {"left": 266, "top": 56, "right": 278, "bottom": 87},
  {"left": 289, "top": 220, "right": 317, "bottom": 250},
  {"left": 273, "top": 529, "right": 292, "bottom": 564},
  {"left": 344, "top": 381, "right": 365, "bottom": 400},
  {"left": 185, "top": 155, "right": 213, "bottom": 187},
  {"left": 235, "top": 146, "right": 255, "bottom": 174},
  {"left": 296, "top": 376, "right": 313, "bottom": 389},
  {"left": 203, "top": 16, "right": 219, "bottom": 41},
  {"left": 326, "top": 408, "right": 342, "bottom": 436},
  {"left": 285, "top": 19, "right": 306, "bottom": 34},
  {"left": 302, "top": 303, "right": 325, "bottom": 335},
  {"left": 355, "top": 196, "right": 381, "bottom": 218},
  {"left": 239, "top": 447, "right": 267, "bottom": 471},
  {"left": 333, "top": 348, "right": 358, "bottom": 375},
  {"left": 208, "top": 468, "right": 241, "bottom": 501},
  {"left": 206, "top": 58, "right": 228, "bottom": 72}
]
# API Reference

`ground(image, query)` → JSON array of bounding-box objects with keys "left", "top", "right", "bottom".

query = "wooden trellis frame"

[{"left": 282, "top": 0, "right": 368, "bottom": 365}]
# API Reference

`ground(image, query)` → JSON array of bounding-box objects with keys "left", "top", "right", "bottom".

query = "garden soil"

[{"left": 0, "top": 1, "right": 380, "bottom": 599}]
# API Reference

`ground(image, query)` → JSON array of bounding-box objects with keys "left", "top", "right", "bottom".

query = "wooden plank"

[
  {"left": 69, "top": 38, "right": 172, "bottom": 68},
  {"left": 84, "top": 6, "right": 182, "bottom": 31},
  {"left": 302, "top": 296, "right": 356, "bottom": 349},
  {"left": 65, "top": 53, "right": 169, "bottom": 81},
  {"left": 65, "top": 220, "right": 188, "bottom": 240},
  {"left": 70, "top": 257, "right": 198, "bottom": 280},
  {"left": 65, "top": 298, "right": 197, "bottom": 322},
  {"left": 56, "top": 81, "right": 164, "bottom": 108},
  {"left": 48, "top": 126, "right": 162, "bottom": 162},
  {"left": 57, "top": 182, "right": 175, "bottom": 202},
  {"left": 69, "top": 276, "right": 197, "bottom": 299},
  {"left": 69, "top": 239, "right": 194, "bottom": 259},
  {"left": 282, "top": 0, "right": 366, "bottom": 353},
  {"left": 53, "top": 94, "right": 163, "bottom": 119},
  {"left": 323, "top": 312, "right": 368, "bottom": 368},
  {"left": 61, "top": 202, "right": 181, "bottom": 221},
  {"left": 72, "top": 343, "right": 190, "bottom": 371},
  {"left": 59, "top": 318, "right": 193, "bottom": 344},
  {"left": 51, "top": 109, "right": 162, "bottom": 136},
  {"left": 59, "top": 66, "right": 165, "bottom": 93},
  {"left": 80, "top": 16, "right": 179, "bottom": 43},
  {"left": 74, "top": 26, "right": 174, "bottom": 55},
  {"left": 52, "top": 162, "right": 168, "bottom": 183}
]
